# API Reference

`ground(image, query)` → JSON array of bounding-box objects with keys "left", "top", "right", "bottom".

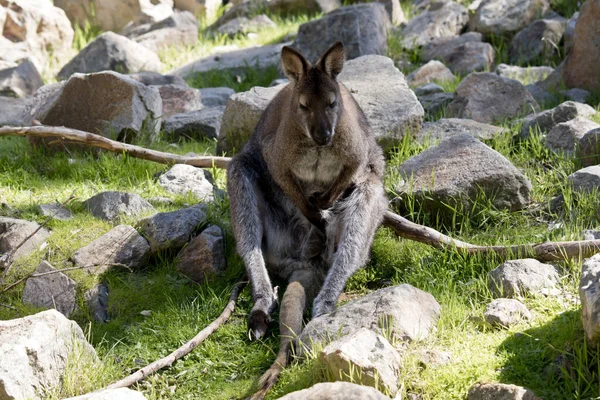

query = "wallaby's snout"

[{"left": 281, "top": 42, "right": 346, "bottom": 147}]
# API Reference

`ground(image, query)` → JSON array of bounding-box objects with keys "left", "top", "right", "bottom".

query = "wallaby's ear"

[
  {"left": 281, "top": 46, "right": 309, "bottom": 83},
  {"left": 318, "top": 42, "right": 345, "bottom": 80}
]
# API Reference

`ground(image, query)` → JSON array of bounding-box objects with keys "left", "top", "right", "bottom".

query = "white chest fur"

[{"left": 291, "top": 147, "right": 343, "bottom": 193}]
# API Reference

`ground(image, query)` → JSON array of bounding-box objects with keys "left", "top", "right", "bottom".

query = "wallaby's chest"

[{"left": 291, "top": 147, "right": 343, "bottom": 194}]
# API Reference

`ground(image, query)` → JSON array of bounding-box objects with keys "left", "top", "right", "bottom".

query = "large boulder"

[
  {"left": 136, "top": 206, "right": 207, "bottom": 252},
  {"left": 489, "top": 259, "right": 561, "bottom": 298},
  {"left": 127, "top": 71, "right": 188, "bottom": 87},
  {"left": 22, "top": 261, "right": 77, "bottom": 317},
  {"left": 278, "top": 382, "right": 388, "bottom": 400},
  {"left": 467, "top": 383, "right": 541, "bottom": 400},
  {"left": 519, "top": 100, "right": 596, "bottom": 138},
  {"left": 199, "top": 87, "right": 235, "bottom": 107},
  {"left": 447, "top": 72, "right": 539, "bottom": 124},
  {"left": 420, "top": 32, "right": 494, "bottom": 75},
  {"left": 163, "top": 106, "right": 224, "bottom": 141},
  {"left": 395, "top": 134, "right": 532, "bottom": 212},
  {"left": 545, "top": 116, "right": 599, "bottom": 153},
  {"left": 31, "top": 71, "right": 163, "bottom": 147},
  {"left": 510, "top": 16, "right": 566, "bottom": 65},
  {"left": 291, "top": 3, "right": 390, "bottom": 63},
  {"left": 484, "top": 298, "right": 532, "bottom": 328},
  {"left": 469, "top": 0, "right": 549, "bottom": 35},
  {"left": 406, "top": 60, "right": 456, "bottom": 87},
  {"left": 0, "top": 310, "right": 97, "bottom": 400},
  {"left": 580, "top": 253, "right": 600, "bottom": 345},
  {"left": 0, "top": 0, "right": 74, "bottom": 72},
  {"left": 0, "top": 216, "right": 50, "bottom": 264},
  {"left": 121, "top": 10, "right": 199, "bottom": 52},
  {"left": 496, "top": 64, "right": 554, "bottom": 85},
  {"left": 0, "top": 59, "right": 43, "bottom": 98},
  {"left": 83, "top": 191, "right": 155, "bottom": 222},
  {"left": 417, "top": 118, "right": 506, "bottom": 143},
  {"left": 563, "top": 0, "right": 600, "bottom": 91},
  {"left": 176, "top": 225, "right": 225, "bottom": 283},
  {"left": 578, "top": 128, "right": 600, "bottom": 167},
  {"left": 155, "top": 84, "right": 203, "bottom": 118},
  {"left": 157, "top": 164, "right": 215, "bottom": 201},
  {"left": 400, "top": 1, "right": 468, "bottom": 50},
  {"left": 65, "top": 388, "right": 148, "bottom": 400},
  {"left": 57, "top": 32, "right": 162, "bottom": 81},
  {"left": 568, "top": 165, "right": 600, "bottom": 194},
  {"left": 0, "top": 96, "right": 30, "bottom": 125}
]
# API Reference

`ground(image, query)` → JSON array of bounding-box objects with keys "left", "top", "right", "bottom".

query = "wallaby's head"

[{"left": 281, "top": 42, "right": 345, "bottom": 147}]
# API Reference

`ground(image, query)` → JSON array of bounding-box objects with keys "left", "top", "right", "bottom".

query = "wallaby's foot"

[
  {"left": 249, "top": 309, "right": 270, "bottom": 340},
  {"left": 247, "top": 365, "right": 283, "bottom": 400},
  {"left": 312, "top": 292, "right": 336, "bottom": 318}
]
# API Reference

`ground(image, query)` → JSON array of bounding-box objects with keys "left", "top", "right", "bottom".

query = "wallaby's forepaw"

[
  {"left": 249, "top": 309, "right": 270, "bottom": 341},
  {"left": 312, "top": 295, "right": 336, "bottom": 318}
]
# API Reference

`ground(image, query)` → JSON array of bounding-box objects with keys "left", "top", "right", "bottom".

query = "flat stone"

[
  {"left": 580, "top": 253, "right": 600, "bottom": 344},
  {"left": 217, "top": 14, "right": 276, "bottom": 37},
  {"left": 510, "top": 17, "right": 566, "bottom": 64},
  {"left": 0, "top": 96, "right": 29, "bottom": 126},
  {"left": 484, "top": 298, "right": 532, "bottom": 328},
  {"left": 415, "top": 349, "right": 453, "bottom": 367},
  {"left": 520, "top": 101, "right": 597, "bottom": 138},
  {"left": 417, "top": 118, "right": 506, "bottom": 143},
  {"left": 83, "top": 191, "right": 155, "bottom": 222},
  {"left": 489, "top": 259, "right": 561, "bottom": 298},
  {"left": 277, "top": 381, "right": 388, "bottom": 400},
  {"left": 38, "top": 203, "right": 72, "bottom": 221},
  {"left": 0, "top": 216, "right": 50, "bottom": 263},
  {"left": 421, "top": 32, "right": 483, "bottom": 62},
  {"left": 158, "top": 164, "right": 215, "bottom": 201},
  {"left": 421, "top": 33, "right": 494, "bottom": 75},
  {"left": 561, "top": 88, "right": 591, "bottom": 104},
  {"left": 467, "top": 383, "right": 541, "bottom": 400},
  {"left": 199, "top": 87, "right": 235, "bottom": 107},
  {"left": 127, "top": 71, "right": 188, "bottom": 87},
  {"left": 176, "top": 225, "right": 225, "bottom": 283},
  {"left": 84, "top": 283, "right": 110, "bottom": 323},
  {"left": 64, "top": 388, "right": 148, "bottom": 400},
  {"left": 496, "top": 64, "right": 554, "bottom": 85},
  {"left": 0, "top": 59, "right": 43, "bottom": 98},
  {"left": 578, "top": 128, "right": 600, "bottom": 167},
  {"left": 22, "top": 261, "right": 77, "bottom": 317},
  {"left": 418, "top": 92, "right": 454, "bottom": 116},
  {"left": 584, "top": 230, "right": 600, "bottom": 241},
  {"left": 72, "top": 225, "right": 151, "bottom": 274},
  {"left": 545, "top": 116, "right": 599, "bottom": 153},
  {"left": 407, "top": 60, "right": 456, "bottom": 87},
  {"left": 415, "top": 83, "right": 444, "bottom": 97},
  {"left": 469, "top": 0, "right": 550, "bottom": 35},
  {"left": 155, "top": 84, "right": 203, "bottom": 118},
  {"left": 163, "top": 106, "right": 224, "bottom": 141},
  {"left": 568, "top": 165, "right": 600, "bottom": 194},
  {"left": 121, "top": 10, "right": 199, "bottom": 52},
  {"left": 136, "top": 206, "right": 207, "bottom": 252}
]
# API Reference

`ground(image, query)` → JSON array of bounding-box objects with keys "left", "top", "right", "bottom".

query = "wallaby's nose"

[{"left": 312, "top": 129, "right": 332, "bottom": 146}]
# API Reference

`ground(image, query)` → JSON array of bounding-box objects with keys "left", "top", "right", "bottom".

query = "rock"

[
  {"left": 378, "top": 0, "right": 404, "bottom": 26},
  {"left": 199, "top": 87, "right": 235, "bottom": 107},
  {"left": 584, "top": 230, "right": 600, "bottom": 240},
  {"left": 545, "top": 116, "right": 599, "bottom": 153},
  {"left": 395, "top": 134, "right": 531, "bottom": 212},
  {"left": 447, "top": 73, "right": 539, "bottom": 124},
  {"left": 417, "top": 118, "right": 506, "bottom": 143},
  {"left": 525, "top": 82, "right": 557, "bottom": 107},
  {"left": 580, "top": 253, "right": 600, "bottom": 344},
  {"left": 414, "top": 83, "right": 444, "bottom": 97},
  {"left": 568, "top": 165, "right": 600, "bottom": 194},
  {"left": 407, "top": 60, "right": 456, "bottom": 87},
  {"left": 400, "top": 1, "right": 468, "bottom": 50},
  {"left": 218, "top": 55, "right": 424, "bottom": 153},
  {"left": 73, "top": 225, "right": 151, "bottom": 274},
  {"left": 520, "top": 101, "right": 596, "bottom": 138},
  {"left": 415, "top": 349, "right": 452, "bottom": 367},
  {"left": 564, "top": 12, "right": 578, "bottom": 55},
  {"left": 418, "top": 92, "right": 454, "bottom": 116},
  {"left": 496, "top": 64, "right": 554, "bottom": 85},
  {"left": 136, "top": 206, "right": 207, "bottom": 252},
  {"left": 0, "top": 96, "right": 29, "bottom": 125},
  {"left": 155, "top": 84, "right": 203, "bottom": 118},
  {"left": 84, "top": 191, "right": 155, "bottom": 222},
  {"left": 0, "top": 59, "right": 43, "bottom": 98},
  {"left": 320, "top": 328, "right": 401, "bottom": 395},
  {"left": 467, "top": 383, "right": 541, "bottom": 400},
  {"left": 84, "top": 283, "right": 110, "bottom": 323},
  {"left": 128, "top": 71, "right": 188, "bottom": 87},
  {"left": 38, "top": 202, "right": 72, "bottom": 221},
  {"left": 0, "top": 0, "right": 74, "bottom": 72},
  {"left": 170, "top": 42, "right": 287, "bottom": 79},
  {"left": 176, "top": 225, "right": 225, "bottom": 282},
  {"left": 217, "top": 14, "right": 276, "bottom": 36},
  {"left": 158, "top": 164, "right": 215, "bottom": 201},
  {"left": 420, "top": 33, "right": 494, "bottom": 75},
  {"left": 561, "top": 88, "right": 590, "bottom": 104},
  {"left": 469, "top": 0, "right": 549, "bottom": 35},
  {"left": 484, "top": 298, "right": 532, "bottom": 328},
  {"left": 299, "top": 284, "right": 440, "bottom": 350},
  {"left": 22, "top": 261, "right": 77, "bottom": 317},
  {"left": 563, "top": 0, "right": 600, "bottom": 91},
  {"left": 0, "top": 216, "right": 50, "bottom": 262},
  {"left": 278, "top": 381, "right": 389, "bottom": 400},
  {"left": 292, "top": 3, "right": 390, "bottom": 63},
  {"left": 163, "top": 106, "right": 224, "bottom": 140},
  {"left": 64, "top": 388, "right": 148, "bottom": 400},
  {"left": 0, "top": 310, "right": 97, "bottom": 400},
  {"left": 510, "top": 17, "right": 566, "bottom": 64},
  {"left": 578, "top": 128, "right": 600, "bottom": 167},
  {"left": 57, "top": 32, "right": 162, "bottom": 81},
  {"left": 489, "top": 259, "right": 560, "bottom": 298},
  {"left": 173, "top": 0, "right": 222, "bottom": 20},
  {"left": 121, "top": 10, "right": 199, "bottom": 52},
  {"left": 32, "top": 71, "right": 163, "bottom": 147},
  {"left": 421, "top": 31, "right": 482, "bottom": 61}
]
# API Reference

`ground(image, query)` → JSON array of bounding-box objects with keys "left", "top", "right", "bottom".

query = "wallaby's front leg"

[{"left": 312, "top": 180, "right": 387, "bottom": 318}]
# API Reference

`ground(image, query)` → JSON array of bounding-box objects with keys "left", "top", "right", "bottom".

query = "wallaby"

[{"left": 227, "top": 42, "right": 388, "bottom": 399}]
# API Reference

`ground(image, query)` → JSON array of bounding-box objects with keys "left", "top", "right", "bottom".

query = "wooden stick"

[{"left": 106, "top": 280, "right": 247, "bottom": 389}]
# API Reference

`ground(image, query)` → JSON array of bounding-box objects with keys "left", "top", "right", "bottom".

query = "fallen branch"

[{"left": 106, "top": 280, "right": 247, "bottom": 389}]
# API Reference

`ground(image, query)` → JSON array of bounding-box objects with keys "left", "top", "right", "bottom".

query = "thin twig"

[{"left": 0, "top": 303, "right": 17, "bottom": 311}]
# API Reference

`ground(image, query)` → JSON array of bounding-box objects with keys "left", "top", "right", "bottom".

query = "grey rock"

[
  {"left": 57, "top": 32, "right": 162, "bottom": 81},
  {"left": 121, "top": 10, "right": 199, "bottom": 52},
  {"left": 0, "top": 216, "right": 50, "bottom": 262},
  {"left": 269, "top": 78, "right": 290, "bottom": 87},
  {"left": 84, "top": 191, "right": 155, "bottom": 222},
  {"left": 407, "top": 60, "right": 456, "bottom": 87},
  {"left": 170, "top": 42, "right": 288, "bottom": 79},
  {"left": 320, "top": 328, "right": 401, "bottom": 395},
  {"left": 136, "top": 206, "right": 207, "bottom": 252},
  {"left": 38, "top": 203, "right": 72, "bottom": 221},
  {"left": 421, "top": 32, "right": 483, "bottom": 62},
  {"left": 496, "top": 64, "right": 554, "bottom": 85},
  {"left": 415, "top": 83, "right": 444, "bottom": 96},
  {"left": 400, "top": 1, "right": 468, "bottom": 50},
  {"left": 217, "top": 14, "right": 276, "bottom": 37},
  {"left": 278, "top": 381, "right": 388, "bottom": 400},
  {"left": 155, "top": 84, "right": 203, "bottom": 118},
  {"left": 176, "top": 225, "right": 225, "bottom": 282},
  {"left": 174, "top": 0, "right": 223, "bottom": 20},
  {"left": 489, "top": 259, "right": 561, "bottom": 298},
  {"left": 525, "top": 82, "right": 558, "bottom": 107},
  {"left": 395, "top": 134, "right": 531, "bottom": 212},
  {"left": 84, "top": 284, "right": 110, "bottom": 323},
  {"left": 578, "top": 128, "right": 600, "bottom": 167},
  {"left": 467, "top": 383, "right": 541, "bottom": 400},
  {"left": 520, "top": 101, "right": 596, "bottom": 138},
  {"left": 568, "top": 165, "right": 600, "bottom": 194},
  {"left": 415, "top": 349, "right": 453, "bottom": 367},
  {"left": 564, "top": 12, "right": 578, "bottom": 55},
  {"left": 469, "top": 0, "right": 550, "bottom": 35},
  {"left": 158, "top": 164, "right": 215, "bottom": 201},
  {"left": 378, "top": 0, "right": 405, "bottom": 26},
  {"left": 292, "top": 3, "right": 390, "bottom": 63},
  {"left": 418, "top": 92, "right": 454, "bottom": 116},
  {"left": 22, "top": 261, "right": 77, "bottom": 317},
  {"left": 199, "top": 87, "right": 235, "bottom": 107},
  {"left": 65, "top": 388, "right": 148, "bottom": 400},
  {"left": 417, "top": 118, "right": 506, "bottom": 143},
  {"left": 0, "top": 310, "right": 97, "bottom": 400},
  {"left": 447, "top": 72, "right": 539, "bottom": 124},
  {"left": 299, "top": 284, "right": 440, "bottom": 351},
  {"left": 0, "top": 59, "right": 43, "bottom": 98},
  {"left": 584, "top": 230, "right": 600, "bottom": 240},
  {"left": 546, "top": 116, "right": 599, "bottom": 153},
  {"left": 561, "top": 88, "right": 591, "bottom": 104},
  {"left": 484, "top": 298, "right": 532, "bottom": 328},
  {"left": 580, "top": 253, "right": 600, "bottom": 344},
  {"left": 420, "top": 33, "right": 494, "bottom": 75},
  {"left": 127, "top": 71, "right": 188, "bottom": 87},
  {"left": 0, "top": 96, "right": 29, "bottom": 126},
  {"left": 510, "top": 17, "right": 566, "bottom": 64},
  {"left": 163, "top": 106, "right": 224, "bottom": 141},
  {"left": 72, "top": 225, "right": 151, "bottom": 274}
]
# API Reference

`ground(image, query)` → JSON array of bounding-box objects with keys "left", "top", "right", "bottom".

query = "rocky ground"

[{"left": 1, "top": 0, "right": 600, "bottom": 399}]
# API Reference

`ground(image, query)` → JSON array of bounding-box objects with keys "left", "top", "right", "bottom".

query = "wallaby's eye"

[
  {"left": 299, "top": 103, "right": 310, "bottom": 112},
  {"left": 328, "top": 100, "right": 337, "bottom": 109}
]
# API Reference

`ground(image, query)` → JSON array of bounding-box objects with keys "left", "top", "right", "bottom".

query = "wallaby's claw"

[{"left": 248, "top": 309, "right": 270, "bottom": 341}]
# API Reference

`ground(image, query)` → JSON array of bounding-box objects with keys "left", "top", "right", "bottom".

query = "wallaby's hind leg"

[
  {"left": 249, "top": 268, "right": 322, "bottom": 400},
  {"left": 228, "top": 156, "right": 276, "bottom": 339}
]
